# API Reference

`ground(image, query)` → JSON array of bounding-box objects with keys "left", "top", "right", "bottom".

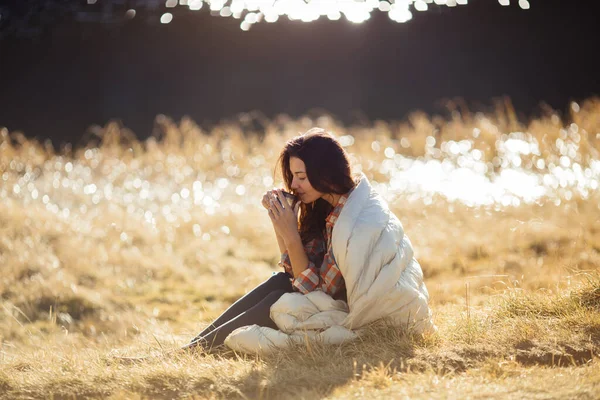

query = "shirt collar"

[{"left": 325, "top": 189, "right": 352, "bottom": 227}]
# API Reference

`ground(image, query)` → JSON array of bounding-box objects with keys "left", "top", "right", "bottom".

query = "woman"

[
  {"left": 186, "top": 128, "right": 433, "bottom": 354},
  {"left": 185, "top": 127, "right": 357, "bottom": 352}
]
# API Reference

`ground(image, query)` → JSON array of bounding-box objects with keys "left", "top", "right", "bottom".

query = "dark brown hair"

[{"left": 277, "top": 128, "right": 357, "bottom": 243}]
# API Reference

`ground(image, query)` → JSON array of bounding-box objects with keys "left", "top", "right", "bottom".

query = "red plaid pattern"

[
  {"left": 279, "top": 191, "right": 351, "bottom": 298},
  {"left": 279, "top": 237, "right": 325, "bottom": 278}
]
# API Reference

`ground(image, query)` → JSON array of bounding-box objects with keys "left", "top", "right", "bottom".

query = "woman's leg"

[
  {"left": 190, "top": 272, "right": 292, "bottom": 341},
  {"left": 185, "top": 288, "right": 289, "bottom": 351}
]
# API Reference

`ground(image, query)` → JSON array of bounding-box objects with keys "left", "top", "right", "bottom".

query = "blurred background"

[{"left": 1, "top": 0, "right": 598, "bottom": 145}]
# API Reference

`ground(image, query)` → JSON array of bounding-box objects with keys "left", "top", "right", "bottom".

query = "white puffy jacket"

[{"left": 224, "top": 174, "right": 435, "bottom": 355}]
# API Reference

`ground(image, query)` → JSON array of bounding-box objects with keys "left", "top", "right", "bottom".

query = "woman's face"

[{"left": 289, "top": 157, "right": 323, "bottom": 203}]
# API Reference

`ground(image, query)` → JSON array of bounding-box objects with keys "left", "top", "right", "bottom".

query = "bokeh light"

[
  {"left": 2, "top": 106, "right": 598, "bottom": 243},
  {"left": 72, "top": 0, "right": 535, "bottom": 30},
  {"left": 160, "top": 12, "right": 174, "bottom": 23},
  {"left": 158, "top": 0, "right": 483, "bottom": 30}
]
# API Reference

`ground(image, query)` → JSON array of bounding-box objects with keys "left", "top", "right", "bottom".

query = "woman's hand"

[
  {"left": 261, "top": 189, "right": 281, "bottom": 211},
  {"left": 262, "top": 188, "right": 293, "bottom": 254},
  {"left": 266, "top": 189, "right": 301, "bottom": 244}
]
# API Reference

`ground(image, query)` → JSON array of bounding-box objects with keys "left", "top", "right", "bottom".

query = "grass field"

[{"left": 1, "top": 97, "right": 599, "bottom": 399}]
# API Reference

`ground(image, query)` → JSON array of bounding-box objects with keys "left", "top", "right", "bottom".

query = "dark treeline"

[{"left": 0, "top": 0, "right": 599, "bottom": 145}]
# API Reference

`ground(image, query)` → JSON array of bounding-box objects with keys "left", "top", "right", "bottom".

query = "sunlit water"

[
  {"left": 1, "top": 128, "right": 598, "bottom": 239},
  {"left": 371, "top": 133, "right": 599, "bottom": 207},
  {"left": 142, "top": 0, "right": 530, "bottom": 31}
]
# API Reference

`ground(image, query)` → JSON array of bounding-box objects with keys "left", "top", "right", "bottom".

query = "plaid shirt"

[{"left": 279, "top": 191, "right": 351, "bottom": 299}]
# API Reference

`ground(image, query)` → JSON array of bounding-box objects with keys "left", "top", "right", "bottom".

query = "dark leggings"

[{"left": 184, "top": 272, "right": 294, "bottom": 351}]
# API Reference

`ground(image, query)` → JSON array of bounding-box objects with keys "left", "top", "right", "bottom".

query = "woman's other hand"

[
  {"left": 261, "top": 189, "right": 288, "bottom": 210},
  {"left": 262, "top": 189, "right": 290, "bottom": 254},
  {"left": 261, "top": 189, "right": 278, "bottom": 210},
  {"left": 267, "top": 189, "right": 301, "bottom": 244}
]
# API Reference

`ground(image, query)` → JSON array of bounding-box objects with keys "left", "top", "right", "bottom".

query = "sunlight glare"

[
  {"left": 188, "top": 0, "right": 203, "bottom": 10},
  {"left": 160, "top": 12, "right": 173, "bottom": 23},
  {"left": 210, "top": 0, "right": 225, "bottom": 11},
  {"left": 195, "top": 0, "right": 480, "bottom": 30},
  {"left": 265, "top": 12, "right": 279, "bottom": 22},
  {"left": 378, "top": 1, "right": 391, "bottom": 12},
  {"left": 220, "top": 6, "right": 232, "bottom": 16},
  {"left": 415, "top": 1, "right": 428, "bottom": 12},
  {"left": 327, "top": 10, "right": 341, "bottom": 20}
]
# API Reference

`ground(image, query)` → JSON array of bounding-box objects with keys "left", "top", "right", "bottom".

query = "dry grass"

[{"left": 1, "top": 97, "right": 599, "bottom": 399}]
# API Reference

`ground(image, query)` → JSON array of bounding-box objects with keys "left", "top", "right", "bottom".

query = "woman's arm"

[
  {"left": 283, "top": 232, "right": 310, "bottom": 278},
  {"left": 266, "top": 189, "right": 310, "bottom": 278},
  {"left": 274, "top": 227, "right": 287, "bottom": 255}
]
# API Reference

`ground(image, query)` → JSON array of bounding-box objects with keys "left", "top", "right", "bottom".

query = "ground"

[{"left": 1, "top": 98, "right": 599, "bottom": 399}]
